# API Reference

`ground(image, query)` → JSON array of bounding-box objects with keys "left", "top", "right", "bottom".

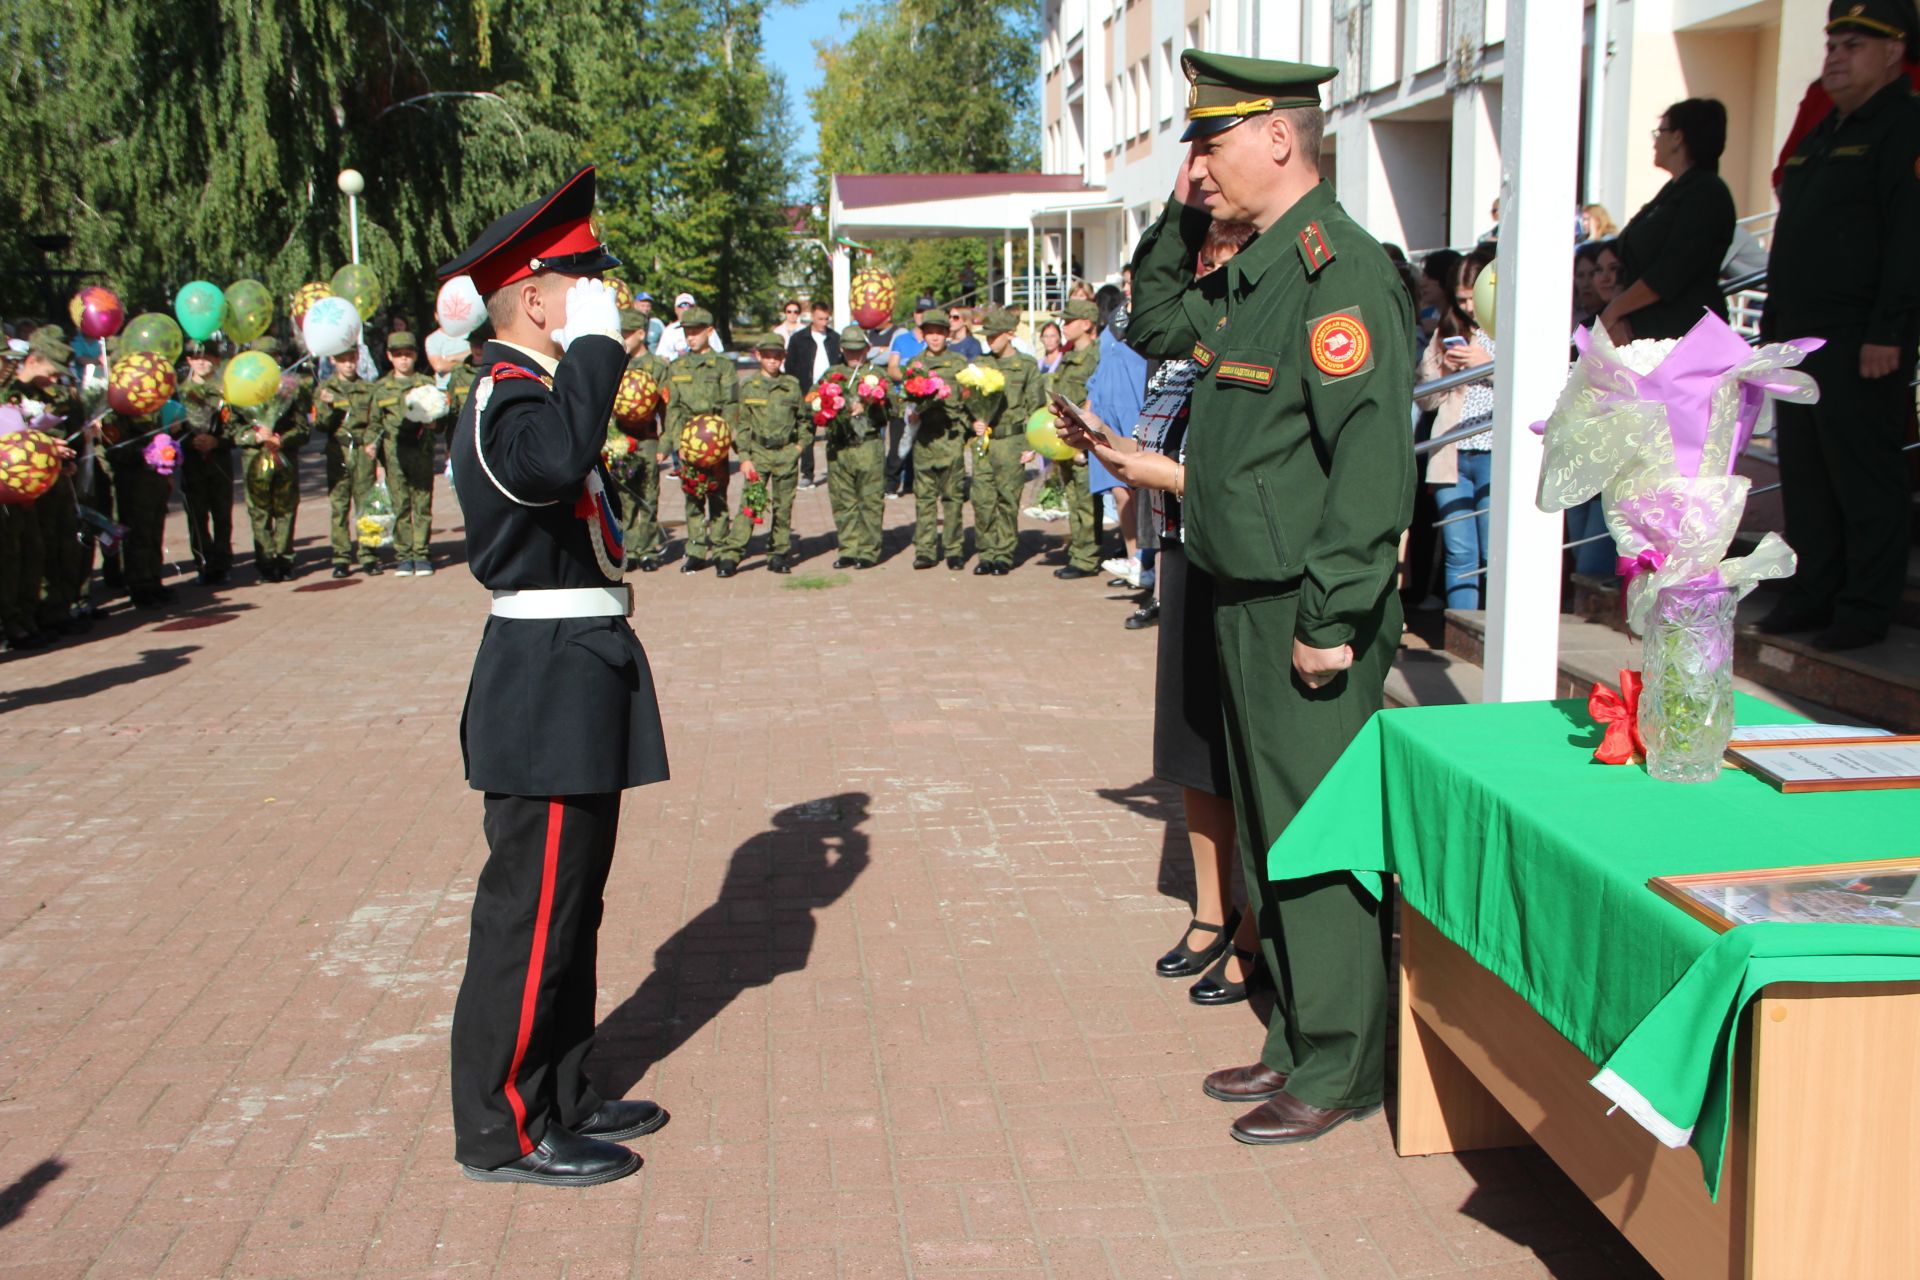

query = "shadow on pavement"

[
  {"left": 0, "top": 646, "right": 198, "bottom": 711},
  {"left": 0, "top": 1158, "right": 63, "bottom": 1232},
  {"left": 592, "top": 791, "right": 872, "bottom": 1098}
]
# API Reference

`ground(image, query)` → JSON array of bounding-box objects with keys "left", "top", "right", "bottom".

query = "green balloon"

[
  {"left": 223, "top": 279, "right": 274, "bottom": 345},
  {"left": 1024, "top": 406, "right": 1079, "bottom": 461},
  {"left": 330, "top": 263, "right": 383, "bottom": 321},
  {"left": 174, "top": 280, "right": 227, "bottom": 342},
  {"left": 122, "top": 313, "right": 185, "bottom": 363}
]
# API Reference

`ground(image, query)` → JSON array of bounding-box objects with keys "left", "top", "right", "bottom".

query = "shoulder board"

[{"left": 1296, "top": 221, "right": 1337, "bottom": 276}]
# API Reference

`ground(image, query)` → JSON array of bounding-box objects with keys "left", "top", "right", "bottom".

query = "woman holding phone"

[{"left": 1414, "top": 253, "right": 1496, "bottom": 610}]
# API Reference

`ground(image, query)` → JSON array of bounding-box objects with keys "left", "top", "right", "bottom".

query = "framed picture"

[
  {"left": 1650, "top": 859, "right": 1920, "bottom": 933},
  {"left": 1727, "top": 739, "right": 1920, "bottom": 793}
]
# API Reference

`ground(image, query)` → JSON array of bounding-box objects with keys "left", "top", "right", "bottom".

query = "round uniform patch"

[{"left": 1310, "top": 313, "right": 1370, "bottom": 377}]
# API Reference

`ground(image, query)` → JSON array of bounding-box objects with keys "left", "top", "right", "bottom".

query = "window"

[
  {"left": 1108, "top": 80, "right": 1121, "bottom": 153},
  {"left": 1158, "top": 39, "right": 1175, "bottom": 123},
  {"left": 1187, "top": 17, "right": 1205, "bottom": 52},
  {"left": 1132, "top": 62, "right": 1149, "bottom": 137}
]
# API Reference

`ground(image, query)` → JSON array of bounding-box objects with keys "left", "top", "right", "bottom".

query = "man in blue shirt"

[{"left": 1087, "top": 285, "right": 1148, "bottom": 584}]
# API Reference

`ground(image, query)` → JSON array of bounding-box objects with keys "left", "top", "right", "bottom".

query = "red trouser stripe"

[{"left": 503, "top": 798, "right": 565, "bottom": 1156}]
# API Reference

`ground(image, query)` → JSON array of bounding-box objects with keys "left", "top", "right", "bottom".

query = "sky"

[{"left": 761, "top": 0, "right": 859, "bottom": 197}]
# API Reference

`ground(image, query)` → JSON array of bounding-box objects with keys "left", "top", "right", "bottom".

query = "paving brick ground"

[{"left": 0, "top": 463, "right": 1658, "bottom": 1278}]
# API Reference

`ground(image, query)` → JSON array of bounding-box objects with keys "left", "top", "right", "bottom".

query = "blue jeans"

[
  {"left": 1564, "top": 496, "right": 1617, "bottom": 577},
  {"left": 1432, "top": 449, "right": 1491, "bottom": 610}
]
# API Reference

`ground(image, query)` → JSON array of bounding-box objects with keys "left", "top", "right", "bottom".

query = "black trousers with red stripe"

[{"left": 451, "top": 792, "right": 621, "bottom": 1169}]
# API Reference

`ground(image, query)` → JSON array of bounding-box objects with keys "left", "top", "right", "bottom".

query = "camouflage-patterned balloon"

[
  {"left": 107, "top": 350, "right": 179, "bottom": 417},
  {"left": 848, "top": 267, "right": 896, "bottom": 330},
  {"left": 613, "top": 366, "right": 660, "bottom": 424},
  {"left": 606, "top": 278, "right": 634, "bottom": 311},
  {"left": 290, "top": 282, "right": 333, "bottom": 325},
  {"left": 0, "top": 429, "right": 62, "bottom": 504},
  {"left": 676, "top": 412, "right": 733, "bottom": 468}
]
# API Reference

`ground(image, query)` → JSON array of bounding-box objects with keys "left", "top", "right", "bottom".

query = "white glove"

[{"left": 550, "top": 278, "right": 623, "bottom": 351}]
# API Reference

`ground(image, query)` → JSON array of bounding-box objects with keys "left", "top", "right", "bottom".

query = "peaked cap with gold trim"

[
  {"left": 1826, "top": 0, "right": 1919, "bottom": 57},
  {"left": 1180, "top": 50, "right": 1336, "bottom": 142},
  {"left": 436, "top": 166, "right": 621, "bottom": 296}
]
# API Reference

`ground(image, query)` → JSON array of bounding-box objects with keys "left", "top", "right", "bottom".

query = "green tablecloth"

[{"left": 1270, "top": 696, "right": 1920, "bottom": 1198}]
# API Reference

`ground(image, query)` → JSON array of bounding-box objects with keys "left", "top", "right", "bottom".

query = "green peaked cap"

[{"left": 1180, "top": 50, "right": 1335, "bottom": 141}]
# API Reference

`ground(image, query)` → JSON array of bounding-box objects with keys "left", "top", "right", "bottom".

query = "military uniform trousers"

[
  {"left": 387, "top": 432, "right": 438, "bottom": 562},
  {"left": 109, "top": 459, "right": 172, "bottom": 594},
  {"left": 327, "top": 438, "right": 380, "bottom": 567},
  {"left": 911, "top": 441, "right": 967, "bottom": 560},
  {"left": 683, "top": 474, "right": 738, "bottom": 564},
  {"left": 243, "top": 452, "right": 300, "bottom": 563},
  {"left": 1773, "top": 335, "right": 1918, "bottom": 633},
  {"left": 1213, "top": 580, "right": 1401, "bottom": 1110},
  {"left": 35, "top": 474, "right": 86, "bottom": 627},
  {"left": 0, "top": 505, "right": 42, "bottom": 639},
  {"left": 1053, "top": 456, "right": 1099, "bottom": 571},
  {"left": 613, "top": 448, "right": 663, "bottom": 564},
  {"left": 179, "top": 450, "right": 235, "bottom": 575},
  {"left": 724, "top": 447, "right": 800, "bottom": 561},
  {"left": 827, "top": 436, "right": 886, "bottom": 563},
  {"left": 970, "top": 437, "right": 1028, "bottom": 566},
  {"left": 450, "top": 791, "right": 623, "bottom": 1169}
]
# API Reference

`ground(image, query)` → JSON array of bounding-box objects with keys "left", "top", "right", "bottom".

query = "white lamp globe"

[{"left": 337, "top": 169, "right": 366, "bottom": 197}]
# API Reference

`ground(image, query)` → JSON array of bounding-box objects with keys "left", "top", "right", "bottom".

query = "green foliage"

[{"left": 806, "top": 0, "right": 1043, "bottom": 314}]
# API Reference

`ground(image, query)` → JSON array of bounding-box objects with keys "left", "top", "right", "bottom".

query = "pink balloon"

[{"left": 75, "top": 286, "right": 126, "bottom": 340}]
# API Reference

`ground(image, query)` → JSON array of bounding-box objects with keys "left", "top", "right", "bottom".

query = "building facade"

[{"left": 1039, "top": 0, "right": 1823, "bottom": 284}]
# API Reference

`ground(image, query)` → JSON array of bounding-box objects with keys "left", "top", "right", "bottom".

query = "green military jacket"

[
  {"left": 971, "top": 347, "right": 1044, "bottom": 445},
  {"left": 734, "top": 370, "right": 808, "bottom": 464},
  {"left": 95, "top": 409, "right": 169, "bottom": 475},
  {"left": 313, "top": 376, "right": 381, "bottom": 451},
  {"left": 176, "top": 376, "right": 231, "bottom": 462},
  {"left": 1047, "top": 340, "right": 1099, "bottom": 407},
  {"left": 444, "top": 362, "right": 478, "bottom": 426},
  {"left": 663, "top": 349, "right": 738, "bottom": 442},
  {"left": 231, "top": 376, "right": 314, "bottom": 474},
  {"left": 1766, "top": 76, "right": 1920, "bottom": 346},
  {"left": 821, "top": 362, "right": 896, "bottom": 447},
  {"left": 903, "top": 347, "right": 970, "bottom": 465},
  {"left": 372, "top": 369, "right": 436, "bottom": 445},
  {"left": 1127, "top": 183, "right": 1415, "bottom": 648}
]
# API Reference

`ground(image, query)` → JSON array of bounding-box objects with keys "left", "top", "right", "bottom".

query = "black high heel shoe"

[
  {"left": 1189, "top": 946, "right": 1260, "bottom": 1006},
  {"left": 1156, "top": 911, "right": 1239, "bottom": 978}
]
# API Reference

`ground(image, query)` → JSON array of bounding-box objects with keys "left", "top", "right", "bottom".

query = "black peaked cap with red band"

[{"left": 436, "top": 166, "right": 621, "bottom": 296}]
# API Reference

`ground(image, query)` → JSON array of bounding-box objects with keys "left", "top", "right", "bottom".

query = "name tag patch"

[
  {"left": 1215, "top": 361, "right": 1274, "bottom": 389},
  {"left": 1193, "top": 342, "right": 1216, "bottom": 368}
]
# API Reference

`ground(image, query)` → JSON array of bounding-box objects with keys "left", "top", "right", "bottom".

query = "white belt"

[{"left": 490, "top": 586, "right": 633, "bottom": 619}]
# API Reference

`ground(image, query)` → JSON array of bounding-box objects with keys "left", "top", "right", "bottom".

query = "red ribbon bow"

[{"left": 1588, "top": 669, "right": 1645, "bottom": 765}]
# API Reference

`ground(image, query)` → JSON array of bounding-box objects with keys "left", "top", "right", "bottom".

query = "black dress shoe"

[
  {"left": 1203, "top": 1063, "right": 1291, "bottom": 1103},
  {"left": 946, "top": 557, "right": 964, "bottom": 571},
  {"left": 1054, "top": 565, "right": 1095, "bottom": 579},
  {"left": 1230, "top": 1093, "right": 1380, "bottom": 1145},
  {"left": 279, "top": 560, "right": 299, "bottom": 581},
  {"left": 459, "top": 1124, "right": 640, "bottom": 1187},
  {"left": 575, "top": 1099, "right": 669, "bottom": 1142},
  {"left": 680, "top": 557, "right": 707, "bottom": 574},
  {"left": 833, "top": 556, "right": 856, "bottom": 569},
  {"left": 332, "top": 564, "right": 352, "bottom": 579},
  {"left": 1125, "top": 601, "right": 1161, "bottom": 630},
  {"left": 768, "top": 554, "right": 791, "bottom": 574},
  {"left": 1156, "top": 913, "right": 1235, "bottom": 978},
  {"left": 856, "top": 559, "right": 877, "bottom": 570},
  {"left": 638, "top": 556, "right": 661, "bottom": 573},
  {"left": 1190, "top": 946, "right": 1259, "bottom": 1006},
  {"left": 913, "top": 556, "right": 935, "bottom": 570},
  {"left": 1753, "top": 603, "right": 1830, "bottom": 635},
  {"left": 363, "top": 561, "right": 383, "bottom": 576},
  {"left": 992, "top": 563, "right": 1010, "bottom": 576},
  {"left": 973, "top": 562, "right": 995, "bottom": 576},
  {"left": 715, "top": 561, "right": 738, "bottom": 578}
]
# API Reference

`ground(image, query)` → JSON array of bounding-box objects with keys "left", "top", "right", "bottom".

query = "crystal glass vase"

[{"left": 1639, "top": 583, "right": 1738, "bottom": 783}]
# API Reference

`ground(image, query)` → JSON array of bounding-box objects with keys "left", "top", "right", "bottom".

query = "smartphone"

[
  {"left": 1441, "top": 336, "right": 1469, "bottom": 350},
  {"left": 1049, "top": 393, "right": 1110, "bottom": 447}
]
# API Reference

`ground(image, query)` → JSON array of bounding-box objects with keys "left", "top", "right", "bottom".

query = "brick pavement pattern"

[{"left": 0, "top": 467, "right": 1655, "bottom": 1278}]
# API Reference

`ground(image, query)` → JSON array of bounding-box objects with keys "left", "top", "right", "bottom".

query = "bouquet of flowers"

[
  {"left": 855, "top": 372, "right": 889, "bottom": 405},
  {"left": 603, "top": 427, "right": 648, "bottom": 481},
  {"left": 143, "top": 432, "right": 180, "bottom": 476},
  {"left": 681, "top": 467, "right": 722, "bottom": 503},
  {"left": 358, "top": 478, "right": 396, "bottom": 548},
  {"left": 808, "top": 373, "right": 847, "bottom": 427},
  {"left": 403, "top": 385, "right": 451, "bottom": 423},
  {"left": 739, "top": 476, "right": 769, "bottom": 526},
  {"left": 955, "top": 363, "right": 1005, "bottom": 399},
  {"left": 900, "top": 362, "right": 952, "bottom": 405}
]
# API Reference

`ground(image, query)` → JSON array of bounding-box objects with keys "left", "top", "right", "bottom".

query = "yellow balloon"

[
  {"left": 1023, "top": 406, "right": 1079, "bottom": 462},
  {"left": 1471, "top": 260, "right": 1497, "bottom": 340},
  {"left": 223, "top": 351, "right": 282, "bottom": 408}
]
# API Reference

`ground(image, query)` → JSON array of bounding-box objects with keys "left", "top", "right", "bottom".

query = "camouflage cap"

[
  {"left": 386, "top": 330, "right": 418, "bottom": 351},
  {"left": 184, "top": 337, "right": 227, "bottom": 358},
  {"left": 752, "top": 335, "right": 787, "bottom": 355},
  {"left": 840, "top": 325, "right": 871, "bottom": 349},
  {"left": 27, "top": 325, "right": 73, "bottom": 365},
  {"left": 619, "top": 308, "right": 645, "bottom": 333},
  {"left": 681, "top": 306, "right": 714, "bottom": 329},
  {"left": 1062, "top": 299, "right": 1098, "bottom": 323},
  {"left": 982, "top": 308, "right": 1020, "bottom": 337},
  {"left": 918, "top": 310, "right": 951, "bottom": 331}
]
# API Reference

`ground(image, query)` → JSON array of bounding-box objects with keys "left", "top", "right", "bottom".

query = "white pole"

[
  {"left": 1064, "top": 208, "right": 1074, "bottom": 296},
  {"left": 1003, "top": 233, "right": 1015, "bottom": 307},
  {"left": 1585, "top": 0, "right": 1610, "bottom": 203},
  {"left": 1482, "top": 0, "right": 1579, "bottom": 702},
  {"left": 348, "top": 194, "right": 360, "bottom": 265},
  {"left": 1027, "top": 221, "right": 1036, "bottom": 315},
  {"left": 830, "top": 243, "right": 852, "bottom": 332}
]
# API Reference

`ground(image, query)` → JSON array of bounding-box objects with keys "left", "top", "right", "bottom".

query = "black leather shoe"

[
  {"left": 1054, "top": 565, "right": 1095, "bottom": 580},
  {"left": 1754, "top": 603, "right": 1830, "bottom": 635},
  {"left": 1203, "top": 1063, "right": 1290, "bottom": 1104},
  {"left": 973, "top": 562, "right": 995, "bottom": 576},
  {"left": 1125, "top": 601, "right": 1161, "bottom": 630},
  {"left": 363, "top": 562, "right": 383, "bottom": 576},
  {"left": 856, "top": 559, "right": 877, "bottom": 570},
  {"left": 991, "top": 563, "right": 1010, "bottom": 576},
  {"left": 459, "top": 1124, "right": 640, "bottom": 1187},
  {"left": 946, "top": 557, "right": 964, "bottom": 570},
  {"left": 1156, "top": 913, "right": 1235, "bottom": 978},
  {"left": 1190, "top": 946, "right": 1259, "bottom": 1006},
  {"left": 1230, "top": 1094, "right": 1381, "bottom": 1145},
  {"left": 279, "top": 560, "right": 298, "bottom": 581},
  {"left": 331, "top": 565, "right": 351, "bottom": 579},
  {"left": 637, "top": 556, "right": 661, "bottom": 573},
  {"left": 575, "top": 1099, "right": 669, "bottom": 1142},
  {"left": 715, "top": 561, "right": 738, "bottom": 578},
  {"left": 833, "top": 556, "right": 856, "bottom": 569},
  {"left": 913, "top": 556, "right": 935, "bottom": 570},
  {"left": 681, "top": 557, "right": 707, "bottom": 574},
  {"left": 768, "top": 554, "right": 791, "bottom": 574}
]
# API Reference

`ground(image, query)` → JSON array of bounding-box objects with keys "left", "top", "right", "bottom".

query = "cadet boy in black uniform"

[{"left": 440, "top": 167, "right": 671, "bottom": 1188}]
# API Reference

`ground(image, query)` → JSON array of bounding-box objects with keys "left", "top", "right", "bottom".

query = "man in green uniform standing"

[
  {"left": 1046, "top": 300, "right": 1101, "bottom": 579},
  {"left": 9, "top": 327, "right": 85, "bottom": 636},
  {"left": 661, "top": 307, "right": 738, "bottom": 574},
  {"left": 177, "top": 338, "right": 235, "bottom": 585},
  {"left": 233, "top": 337, "right": 312, "bottom": 581},
  {"left": 903, "top": 312, "right": 971, "bottom": 569},
  {"left": 1126, "top": 51, "right": 1414, "bottom": 1146},
  {"left": 373, "top": 332, "right": 438, "bottom": 576},
  {"left": 824, "top": 327, "right": 892, "bottom": 569},
  {"left": 1758, "top": 0, "right": 1920, "bottom": 652},
  {"left": 967, "top": 308, "right": 1043, "bottom": 575},
  {"left": 95, "top": 402, "right": 179, "bottom": 608},
  {"left": 614, "top": 309, "right": 672, "bottom": 572},
  {"left": 315, "top": 350, "right": 383, "bottom": 577},
  {"left": 721, "top": 337, "right": 809, "bottom": 573}
]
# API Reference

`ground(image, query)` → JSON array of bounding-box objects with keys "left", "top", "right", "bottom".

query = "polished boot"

[
  {"left": 459, "top": 1124, "right": 640, "bottom": 1187},
  {"left": 1202, "top": 1062, "right": 1289, "bottom": 1104},
  {"left": 575, "top": 1099, "right": 669, "bottom": 1142},
  {"left": 1229, "top": 1093, "right": 1380, "bottom": 1146}
]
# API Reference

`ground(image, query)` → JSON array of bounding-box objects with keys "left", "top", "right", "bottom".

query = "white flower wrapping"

[{"left": 404, "top": 385, "right": 452, "bottom": 423}]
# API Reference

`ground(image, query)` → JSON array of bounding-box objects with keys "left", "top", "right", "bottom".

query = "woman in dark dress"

[{"left": 1598, "top": 98, "right": 1737, "bottom": 344}]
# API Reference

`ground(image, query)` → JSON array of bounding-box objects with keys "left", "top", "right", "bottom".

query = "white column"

[
  {"left": 830, "top": 244, "right": 851, "bottom": 331},
  {"left": 1481, "top": 0, "right": 1579, "bottom": 703},
  {"left": 1449, "top": 82, "right": 1501, "bottom": 247},
  {"left": 1003, "top": 233, "right": 1015, "bottom": 306}
]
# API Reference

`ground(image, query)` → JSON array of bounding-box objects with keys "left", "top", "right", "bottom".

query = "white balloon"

[
  {"left": 424, "top": 328, "right": 468, "bottom": 361},
  {"left": 436, "top": 275, "right": 484, "bottom": 338},
  {"left": 302, "top": 295, "right": 363, "bottom": 359}
]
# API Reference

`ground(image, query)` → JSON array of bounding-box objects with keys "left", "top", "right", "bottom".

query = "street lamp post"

[{"left": 337, "top": 169, "right": 365, "bottom": 265}]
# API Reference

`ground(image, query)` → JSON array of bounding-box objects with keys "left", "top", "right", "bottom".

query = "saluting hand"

[{"left": 1292, "top": 639, "right": 1354, "bottom": 691}]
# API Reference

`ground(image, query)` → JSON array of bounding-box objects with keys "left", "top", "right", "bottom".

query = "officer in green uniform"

[
  {"left": 722, "top": 336, "right": 809, "bottom": 573},
  {"left": 967, "top": 308, "right": 1043, "bottom": 575},
  {"left": 1126, "top": 51, "right": 1414, "bottom": 1146},
  {"left": 7, "top": 327, "right": 85, "bottom": 637},
  {"left": 661, "top": 307, "right": 739, "bottom": 573},
  {"left": 1046, "top": 300, "right": 1102, "bottom": 578},
  {"left": 1758, "top": 0, "right": 1920, "bottom": 652},
  {"left": 903, "top": 312, "right": 972, "bottom": 569},
  {"left": 823, "top": 327, "right": 893, "bottom": 569},
  {"left": 177, "top": 338, "right": 235, "bottom": 585},
  {"left": 614, "top": 309, "right": 672, "bottom": 571},
  {"left": 372, "top": 332, "right": 438, "bottom": 576},
  {"left": 95, "top": 401, "right": 180, "bottom": 607},
  {"left": 232, "top": 336, "right": 312, "bottom": 581},
  {"left": 314, "top": 350, "right": 383, "bottom": 577}
]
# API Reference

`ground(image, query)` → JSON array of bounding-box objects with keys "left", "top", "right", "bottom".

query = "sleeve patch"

[{"left": 1306, "top": 309, "right": 1373, "bottom": 381}]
